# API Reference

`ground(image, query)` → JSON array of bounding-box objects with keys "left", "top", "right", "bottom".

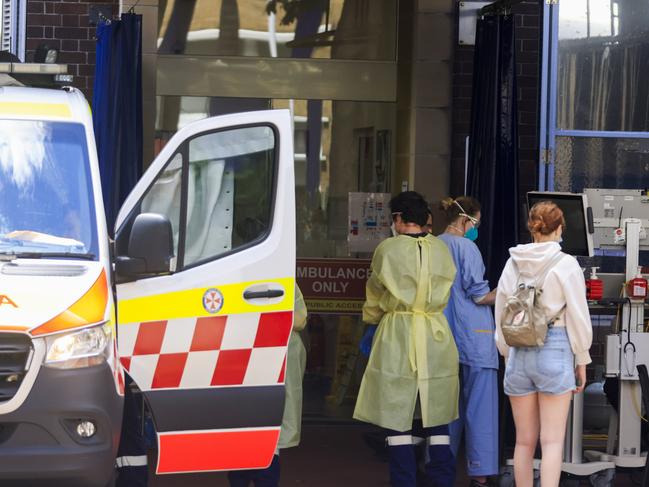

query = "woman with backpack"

[
  {"left": 438, "top": 196, "right": 499, "bottom": 487},
  {"left": 494, "top": 201, "right": 592, "bottom": 487}
]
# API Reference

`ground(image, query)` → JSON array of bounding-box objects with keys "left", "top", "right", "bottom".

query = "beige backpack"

[{"left": 501, "top": 252, "right": 566, "bottom": 347}]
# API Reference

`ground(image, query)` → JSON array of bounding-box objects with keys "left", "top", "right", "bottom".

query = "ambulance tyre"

[
  {"left": 589, "top": 468, "right": 615, "bottom": 487},
  {"left": 498, "top": 465, "right": 514, "bottom": 487}
]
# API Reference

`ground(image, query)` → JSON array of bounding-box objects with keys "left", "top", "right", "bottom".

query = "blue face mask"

[{"left": 465, "top": 226, "right": 479, "bottom": 241}]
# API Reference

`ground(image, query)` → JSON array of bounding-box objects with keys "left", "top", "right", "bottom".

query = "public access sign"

[{"left": 296, "top": 258, "right": 371, "bottom": 314}]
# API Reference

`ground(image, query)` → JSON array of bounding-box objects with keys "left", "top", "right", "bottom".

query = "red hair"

[{"left": 528, "top": 201, "right": 565, "bottom": 236}]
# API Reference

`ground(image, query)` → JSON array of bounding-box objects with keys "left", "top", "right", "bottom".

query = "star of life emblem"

[{"left": 203, "top": 288, "right": 224, "bottom": 314}]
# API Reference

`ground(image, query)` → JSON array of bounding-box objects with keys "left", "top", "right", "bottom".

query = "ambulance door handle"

[{"left": 243, "top": 289, "right": 285, "bottom": 300}]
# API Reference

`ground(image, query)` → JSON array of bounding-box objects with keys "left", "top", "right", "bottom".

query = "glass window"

[
  {"left": 554, "top": 136, "right": 649, "bottom": 192},
  {"left": 154, "top": 96, "right": 397, "bottom": 259},
  {"left": 0, "top": 121, "right": 98, "bottom": 258},
  {"left": 157, "top": 0, "right": 397, "bottom": 61},
  {"left": 557, "top": 1, "right": 649, "bottom": 131},
  {"left": 155, "top": 96, "right": 270, "bottom": 134},
  {"left": 184, "top": 126, "right": 276, "bottom": 266},
  {"left": 140, "top": 153, "right": 183, "bottom": 256}
]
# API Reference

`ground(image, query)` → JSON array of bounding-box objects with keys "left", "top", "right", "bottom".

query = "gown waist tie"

[{"left": 390, "top": 310, "right": 448, "bottom": 372}]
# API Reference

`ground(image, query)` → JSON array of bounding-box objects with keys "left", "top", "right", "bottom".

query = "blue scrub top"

[{"left": 439, "top": 233, "right": 498, "bottom": 369}]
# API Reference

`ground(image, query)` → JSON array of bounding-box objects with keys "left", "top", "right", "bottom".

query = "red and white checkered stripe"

[
  {"left": 118, "top": 311, "right": 293, "bottom": 391},
  {"left": 113, "top": 339, "right": 125, "bottom": 396}
]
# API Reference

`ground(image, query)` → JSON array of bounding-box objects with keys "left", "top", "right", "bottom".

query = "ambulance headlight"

[{"left": 45, "top": 324, "right": 111, "bottom": 369}]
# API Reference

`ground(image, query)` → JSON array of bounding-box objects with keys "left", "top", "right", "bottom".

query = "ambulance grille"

[{"left": 0, "top": 334, "right": 32, "bottom": 402}]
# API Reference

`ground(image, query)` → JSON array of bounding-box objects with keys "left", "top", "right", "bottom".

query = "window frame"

[
  {"left": 540, "top": 0, "right": 649, "bottom": 191},
  {"left": 181, "top": 122, "right": 280, "bottom": 271},
  {"left": 1, "top": 0, "right": 26, "bottom": 60},
  {"left": 115, "top": 149, "right": 185, "bottom": 258},
  {"left": 116, "top": 122, "right": 280, "bottom": 277}
]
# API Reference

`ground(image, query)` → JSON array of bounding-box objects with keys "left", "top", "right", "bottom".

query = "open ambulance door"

[{"left": 113, "top": 110, "right": 295, "bottom": 475}]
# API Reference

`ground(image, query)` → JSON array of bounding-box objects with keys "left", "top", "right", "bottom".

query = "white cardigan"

[{"left": 494, "top": 242, "right": 593, "bottom": 365}]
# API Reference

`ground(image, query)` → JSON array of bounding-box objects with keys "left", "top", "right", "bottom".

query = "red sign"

[{"left": 296, "top": 258, "right": 371, "bottom": 314}]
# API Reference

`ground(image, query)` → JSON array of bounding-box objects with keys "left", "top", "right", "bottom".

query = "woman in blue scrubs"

[{"left": 438, "top": 197, "right": 498, "bottom": 487}]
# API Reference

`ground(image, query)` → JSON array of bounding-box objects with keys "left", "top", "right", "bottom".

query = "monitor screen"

[{"left": 526, "top": 192, "right": 593, "bottom": 257}]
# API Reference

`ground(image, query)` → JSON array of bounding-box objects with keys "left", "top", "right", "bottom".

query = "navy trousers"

[
  {"left": 116, "top": 376, "right": 148, "bottom": 487},
  {"left": 386, "top": 423, "right": 455, "bottom": 487}
]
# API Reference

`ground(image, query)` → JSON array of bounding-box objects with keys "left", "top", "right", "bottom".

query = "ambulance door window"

[
  {"left": 183, "top": 125, "right": 276, "bottom": 267},
  {"left": 140, "top": 152, "right": 183, "bottom": 255},
  {"left": 117, "top": 152, "right": 183, "bottom": 258}
]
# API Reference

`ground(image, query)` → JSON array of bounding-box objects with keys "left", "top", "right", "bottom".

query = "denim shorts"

[{"left": 504, "top": 327, "right": 576, "bottom": 396}]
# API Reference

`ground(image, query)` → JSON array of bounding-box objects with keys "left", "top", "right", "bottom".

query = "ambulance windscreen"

[{"left": 0, "top": 120, "right": 98, "bottom": 259}]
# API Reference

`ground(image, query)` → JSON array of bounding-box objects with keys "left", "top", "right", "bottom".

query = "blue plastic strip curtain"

[
  {"left": 466, "top": 13, "right": 519, "bottom": 288},
  {"left": 92, "top": 14, "right": 143, "bottom": 232}
]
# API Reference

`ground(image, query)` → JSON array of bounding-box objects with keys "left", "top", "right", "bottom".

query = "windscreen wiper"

[{"left": 0, "top": 252, "right": 96, "bottom": 261}]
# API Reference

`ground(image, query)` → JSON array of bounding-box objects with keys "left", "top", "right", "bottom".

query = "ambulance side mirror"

[{"left": 115, "top": 213, "right": 174, "bottom": 278}]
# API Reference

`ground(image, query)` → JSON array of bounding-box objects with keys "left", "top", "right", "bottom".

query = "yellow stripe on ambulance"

[
  {"left": 119, "top": 278, "right": 295, "bottom": 324},
  {"left": 0, "top": 102, "right": 72, "bottom": 118}
]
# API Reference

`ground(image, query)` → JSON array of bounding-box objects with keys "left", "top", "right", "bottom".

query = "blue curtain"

[
  {"left": 92, "top": 14, "right": 143, "bottom": 232},
  {"left": 466, "top": 14, "right": 519, "bottom": 288}
]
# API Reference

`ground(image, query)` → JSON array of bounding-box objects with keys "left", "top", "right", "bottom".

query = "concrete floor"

[{"left": 148, "top": 423, "right": 641, "bottom": 486}]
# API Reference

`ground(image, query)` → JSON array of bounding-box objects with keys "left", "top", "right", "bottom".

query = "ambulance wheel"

[
  {"left": 589, "top": 468, "right": 615, "bottom": 487},
  {"left": 498, "top": 465, "right": 514, "bottom": 487}
]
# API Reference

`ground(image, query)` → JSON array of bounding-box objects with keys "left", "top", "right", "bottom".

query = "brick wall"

[
  {"left": 450, "top": 0, "right": 542, "bottom": 204},
  {"left": 25, "top": 1, "right": 119, "bottom": 100}
]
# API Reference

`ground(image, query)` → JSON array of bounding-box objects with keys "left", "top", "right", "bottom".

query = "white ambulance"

[{"left": 0, "top": 80, "right": 295, "bottom": 486}]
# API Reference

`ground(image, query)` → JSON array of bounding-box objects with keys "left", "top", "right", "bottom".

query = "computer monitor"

[{"left": 526, "top": 192, "right": 594, "bottom": 257}]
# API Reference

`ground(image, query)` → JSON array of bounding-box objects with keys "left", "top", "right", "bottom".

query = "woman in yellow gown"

[{"left": 354, "top": 191, "right": 459, "bottom": 487}]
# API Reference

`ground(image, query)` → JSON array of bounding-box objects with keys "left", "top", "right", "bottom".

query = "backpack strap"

[
  {"left": 547, "top": 303, "right": 567, "bottom": 326},
  {"left": 510, "top": 259, "right": 525, "bottom": 289},
  {"left": 537, "top": 252, "right": 567, "bottom": 325},
  {"left": 534, "top": 252, "right": 565, "bottom": 289},
  {"left": 511, "top": 252, "right": 564, "bottom": 290}
]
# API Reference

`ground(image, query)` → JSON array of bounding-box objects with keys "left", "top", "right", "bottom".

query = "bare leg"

[
  {"left": 538, "top": 392, "right": 572, "bottom": 487},
  {"left": 510, "top": 394, "right": 540, "bottom": 487}
]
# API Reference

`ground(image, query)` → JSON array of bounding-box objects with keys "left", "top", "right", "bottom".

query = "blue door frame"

[
  {"left": 538, "top": 2, "right": 551, "bottom": 191},
  {"left": 539, "top": 1, "right": 649, "bottom": 191}
]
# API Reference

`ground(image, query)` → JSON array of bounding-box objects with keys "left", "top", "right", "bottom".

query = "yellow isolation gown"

[
  {"left": 277, "top": 286, "right": 308, "bottom": 449},
  {"left": 353, "top": 234, "right": 459, "bottom": 432}
]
